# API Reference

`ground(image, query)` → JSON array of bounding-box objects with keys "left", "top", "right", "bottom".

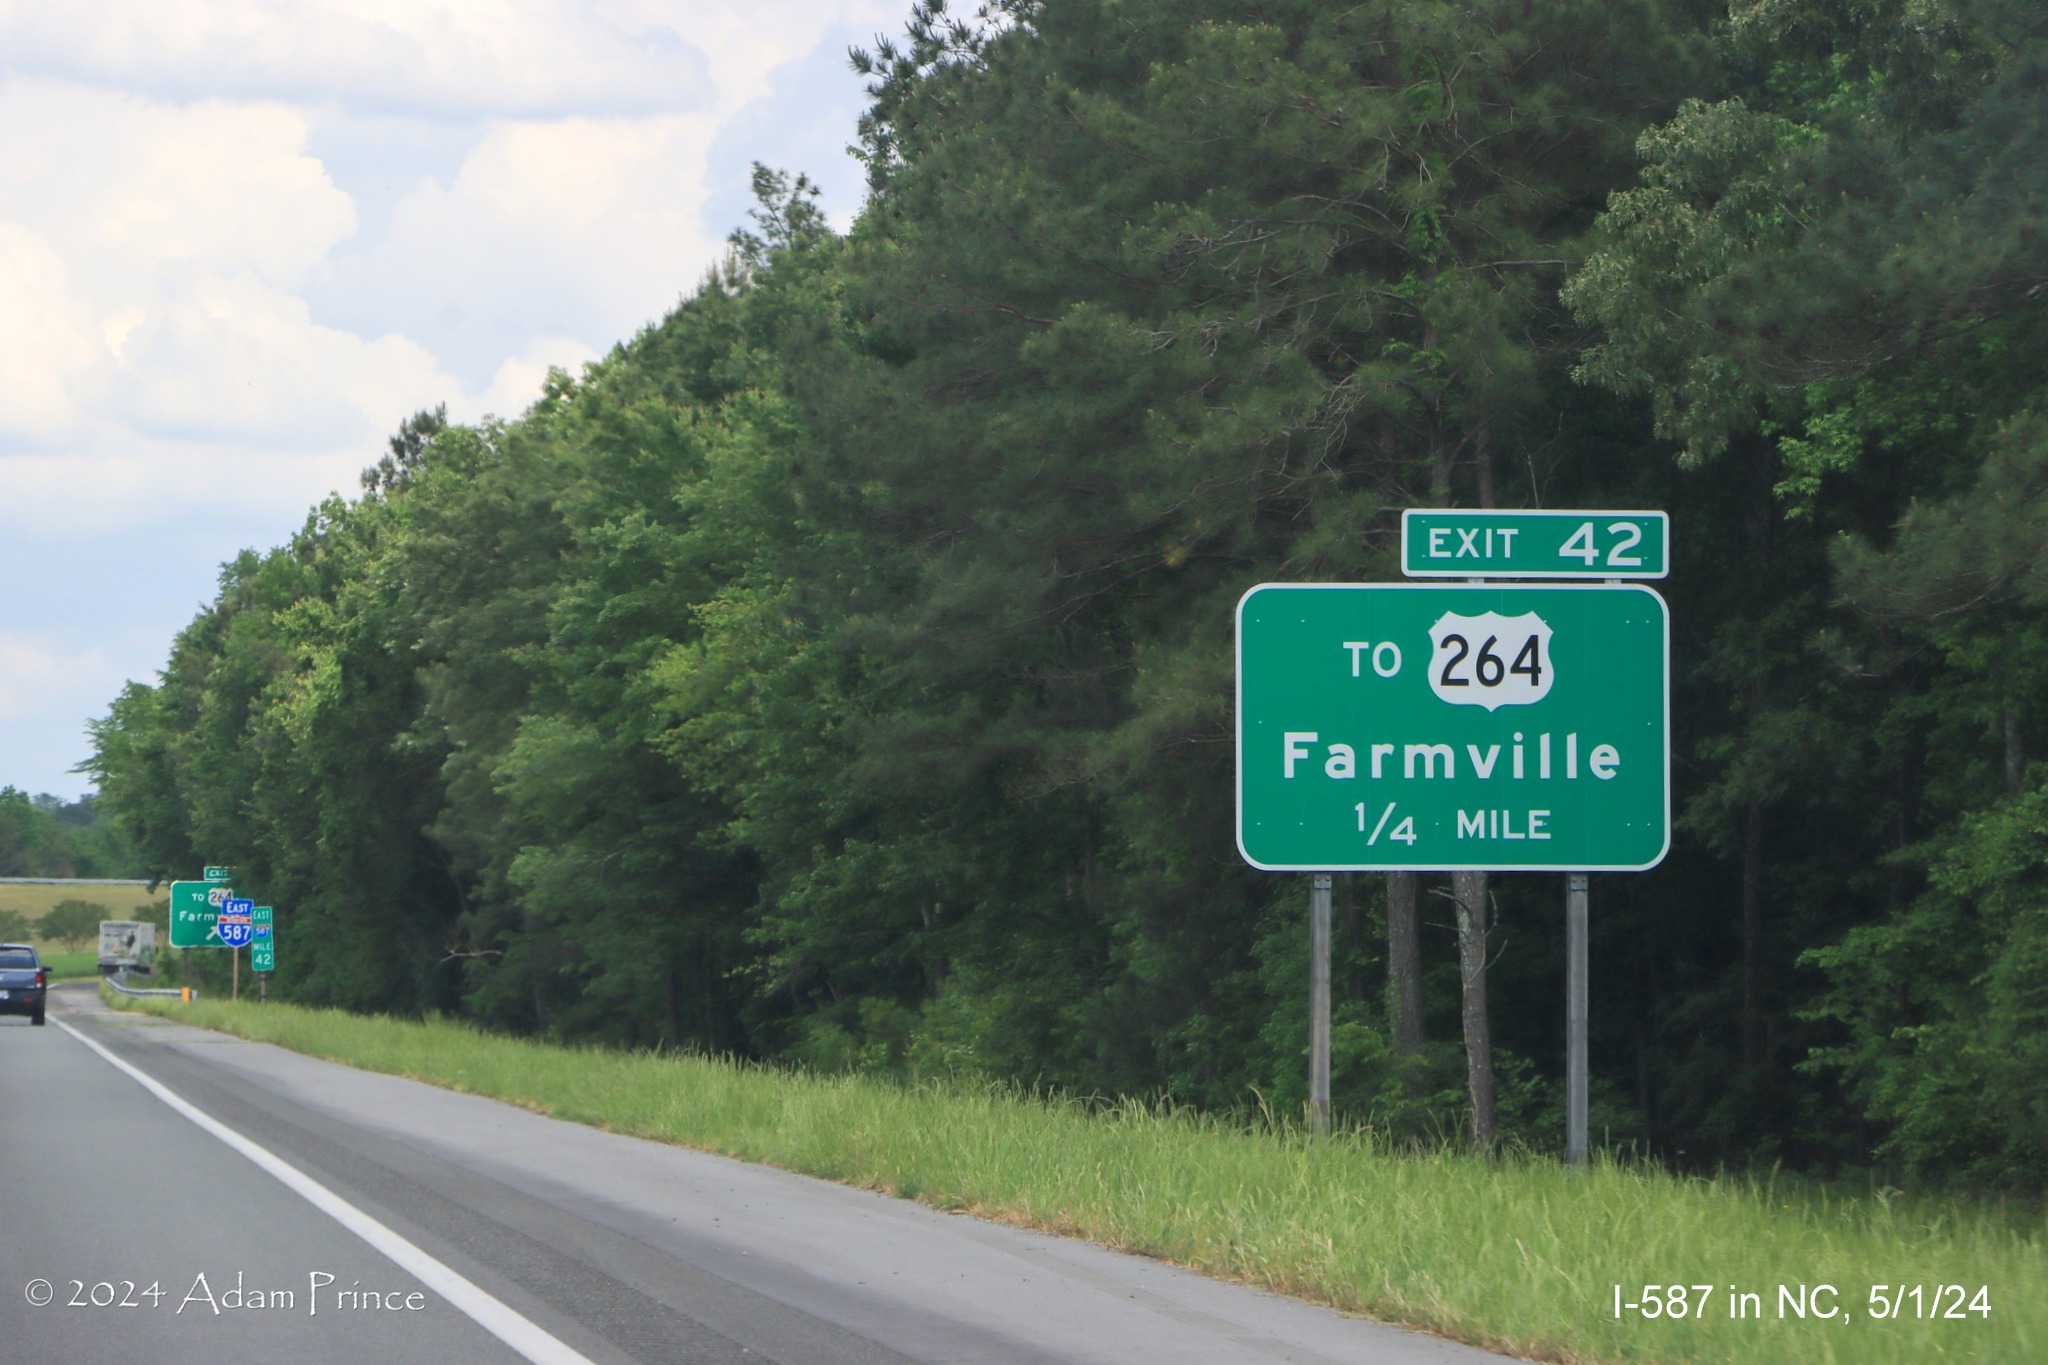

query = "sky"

[{"left": 0, "top": 0, "right": 904, "bottom": 800}]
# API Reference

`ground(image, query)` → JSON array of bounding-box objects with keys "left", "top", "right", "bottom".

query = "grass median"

[{"left": 108, "top": 992, "right": 2042, "bottom": 1364}]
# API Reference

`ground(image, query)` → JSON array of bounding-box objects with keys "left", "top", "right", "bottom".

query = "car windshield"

[{"left": 0, "top": 949, "right": 35, "bottom": 968}]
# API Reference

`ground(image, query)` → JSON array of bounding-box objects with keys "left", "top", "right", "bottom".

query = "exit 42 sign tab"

[
  {"left": 1236, "top": 583, "right": 1669, "bottom": 871},
  {"left": 1402, "top": 509, "right": 1668, "bottom": 579}
]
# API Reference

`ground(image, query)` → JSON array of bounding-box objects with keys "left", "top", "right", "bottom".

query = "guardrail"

[
  {"left": 103, "top": 971, "right": 195, "bottom": 1000},
  {"left": 0, "top": 877, "right": 155, "bottom": 885}
]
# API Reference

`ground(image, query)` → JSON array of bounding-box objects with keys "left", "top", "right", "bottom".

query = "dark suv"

[{"left": 0, "top": 944, "right": 48, "bottom": 1025}]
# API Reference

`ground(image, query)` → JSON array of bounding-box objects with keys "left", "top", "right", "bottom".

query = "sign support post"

[
  {"left": 1309, "top": 873, "right": 1332, "bottom": 1138},
  {"left": 1566, "top": 872, "right": 1589, "bottom": 1167}
]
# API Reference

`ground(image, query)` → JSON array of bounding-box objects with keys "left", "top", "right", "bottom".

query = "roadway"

[{"left": 0, "top": 983, "right": 1517, "bottom": 1364}]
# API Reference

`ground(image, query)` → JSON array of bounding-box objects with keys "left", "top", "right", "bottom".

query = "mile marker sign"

[
  {"left": 1236, "top": 582, "right": 1668, "bottom": 871},
  {"left": 252, "top": 907, "right": 274, "bottom": 972}
]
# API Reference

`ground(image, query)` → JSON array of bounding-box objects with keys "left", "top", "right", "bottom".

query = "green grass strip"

[{"left": 110, "top": 993, "right": 2042, "bottom": 1364}]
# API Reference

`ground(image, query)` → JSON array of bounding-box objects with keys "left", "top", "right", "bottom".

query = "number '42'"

[{"left": 1559, "top": 520, "right": 1644, "bottom": 568}]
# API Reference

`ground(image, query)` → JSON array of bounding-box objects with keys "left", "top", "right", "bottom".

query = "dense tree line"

[
  {"left": 89, "top": 0, "right": 2048, "bottom": 1189},
  {"left": 0, "top": 789, "right": 137, "bottom": 879}
]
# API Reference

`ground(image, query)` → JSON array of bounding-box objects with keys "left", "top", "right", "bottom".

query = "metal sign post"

[
  {"left": 1309, "top": 874, "right": 1331, "bottom": 1138},
  {"left": 216, "top": 898, "right": 255, "bottom": 1003},
  {"left": 1567, "top": 873, "right": 1589, "bottom": 1166}
]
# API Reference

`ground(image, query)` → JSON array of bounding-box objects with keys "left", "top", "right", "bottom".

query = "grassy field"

[
  {"left": 0, "top": 881, "right": 162, "bottom": 962},
  {"left": 0, "top": 882, "right": 159, "bottom": 919},
  {"left": 110, "top": 993, "right": 2041, "bottom": 1365}
]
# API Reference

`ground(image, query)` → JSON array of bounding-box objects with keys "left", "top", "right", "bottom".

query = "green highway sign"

[
  {"left": 1402, "top": 509, "right": 1669, "bottom": 579},
  {"left": 1236, "top": 583, "right": 1669, "bottom": 871},
  {"left": 203, "top": 865, "right": 234, "bottom": 882},
  {"left": 169, "top": 879, "right": 235, "bottom": 948},
  {"left": 252, "top": 907, "right": 274, "bottom": 971}
]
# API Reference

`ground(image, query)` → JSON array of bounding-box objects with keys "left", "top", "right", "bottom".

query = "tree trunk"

[
  {"left": 1741, "top": 795, "right": 1763, "bottom": 1069},
  {"left": 2005, "top": 709, "right": 2025, "bottom": 796},
  {"left": 1452, "top": 868, "right": 1496, "bottom": 1152},
  {"left": 1635, "top": 1021, "right": 1655, "bottom": 1146},
  {"left": 663, "top": 961, "right": 682, "bottom": 1050},
  {"left": 919, "top": 900, "right": 948, "bottom": 989},
  {"left": 1473, "top": 408, "right": 1496, "bottom": 510},
  {"left": 1453, "top": 433, "right": 1496, "bottom": 1147},
  {"left": 1387, "top": 871, "right": 1425, "bottom": 1055},
  {"left": 1338, "top": 872, "right": 1367, "bottom": 1003},
  {"left": 1424, "top": 327, "right": 1452, "bottom": 507}
]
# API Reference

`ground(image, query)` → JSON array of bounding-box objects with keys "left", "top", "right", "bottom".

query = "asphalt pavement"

[{"left": 0, "top": 983, "right": 1520, "bottom": 1364}]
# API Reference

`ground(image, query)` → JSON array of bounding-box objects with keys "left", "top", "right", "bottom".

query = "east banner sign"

[{"left": 1236, "top": 583, "right": 1669, "bottom": 871}]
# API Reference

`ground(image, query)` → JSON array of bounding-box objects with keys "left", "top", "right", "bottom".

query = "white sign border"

[{"left": 1234, "top": 580, "right": 1672, "bottom": 873}]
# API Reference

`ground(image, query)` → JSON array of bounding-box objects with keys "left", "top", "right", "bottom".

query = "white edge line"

[{"left": 55, "top": 1017, "right": 597, "bottom": 1365}]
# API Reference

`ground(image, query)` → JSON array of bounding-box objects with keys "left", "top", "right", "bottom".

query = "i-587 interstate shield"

[{"left": 1236, "top": 583, "right": 1668, "bottom": 871}]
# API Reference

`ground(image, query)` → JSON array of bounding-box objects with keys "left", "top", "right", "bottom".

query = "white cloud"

[
  {"left": 0, "top": 78, "right": 467, "bottom": 454},
  {"left": 0, "top": 78, "right": 355, "bottom": 291},
  {"left": 646, "top": 0, "right": 906, "bottom": 110},
  {"left": 0, "top": 0, "right": 916, "bottom": 793},
  {"left": 319, "top": 112, "right": 725, "bottom": 383},
  {"left": 0, "top": 0, "right": 717, "bottom": 118},
  {"left": 106, "top": 272, "right": 453, "bottom": 444},
  {"left": 471, "top": 335, "right": 603, "bottom": 424},
  {"left": 0, "top": 442, "right": 365, "bottom": 535},
  {"left": 0, "top": 1, "right": 908, "bottom": 117},
  {"left": 0, "top": 633, "right": 122, "bottom": 722},
  {"left": 701, "top": 19, "right": 879, "bottom": 239},
  {"left": 0, "top": 222, "right": 99, "bottom": 438}
]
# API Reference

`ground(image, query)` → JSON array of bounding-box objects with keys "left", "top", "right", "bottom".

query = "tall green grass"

[{"left": 112, "top": 994, "right": 2041, "bottom": 1364}]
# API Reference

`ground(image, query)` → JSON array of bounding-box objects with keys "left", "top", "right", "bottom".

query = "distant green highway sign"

[
  {"left": 1237, "top": 583, "right": 1669, "bottom": 871},
  {"left": 168, "top": 879, "right": 236, "bottom": 948},
  {"left": 1402, "top": 509, "right": 1668, "bottom": 579}
]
